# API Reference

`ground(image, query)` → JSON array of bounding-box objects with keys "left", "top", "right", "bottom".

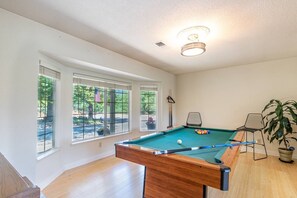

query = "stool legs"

[
  {"left": 253, "top": 130, "right": 268, "bottom": 161},
  {"left": 240, "top": 130, "right": 268, "bottom": 161},
  {"left": 255, "top": 130, "right": 268, "bottom": 161},
  {"left": 253, "top": 132, "right": 255, "bottom": 160}
]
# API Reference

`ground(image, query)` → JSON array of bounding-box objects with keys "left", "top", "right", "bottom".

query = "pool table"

[{"left": 115, "top": 126, "right": 244, "bottom": 198}]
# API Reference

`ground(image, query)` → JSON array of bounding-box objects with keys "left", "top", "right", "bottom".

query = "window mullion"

[
  {"left": 93, "top": 89, "right": 96, "bottom": 137},
  {"left": 104, "top": 89, "right": 107, "bottom": 133},
  {"left": 82, "top": 87, "right": 85, "bottom": 139}
]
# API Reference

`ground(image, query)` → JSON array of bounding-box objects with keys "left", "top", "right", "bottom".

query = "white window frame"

[
  {"left": 37, "top": 65, "right": 60, "bottom": 155},
  {"left": 139, "top": 84, "right": 159, "bottom": 132}
]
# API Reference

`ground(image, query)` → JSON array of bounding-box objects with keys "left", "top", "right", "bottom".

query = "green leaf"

[
  {"left": 283, "top": 100, "right": 293, "bottom": 106},
  {"left": 286, "top": 100, "right": 297, "bottom": 105},
  {"left": 266, "top": 120, "right": 278, "bottom": 134},
  {"left": 270, "top": 134, "right": 276, "bottom": 143},
  {"left": 275, "top": 100, "right": 282, "bottom": 105},
  {"left": 262, "top": 111, "right": 276, "bottom": 121},
  {"left": 277, "top": 129, "right": 284, "bottom": 139},
  {"left": 262, "top": 100, "right": 277, "bottom": 113},
  {"left": 279, "top": 138, "right": 283, "bottom": 145},
  {"left": 283, "top": 117, "right": 292, "bottom": 134},
  {"left": 275, "top": 104, "right": 283, "bottom": 117},
  {"left": 292, "top": 102, "right": 297, "bottom": 109},
  {"left": 271, "top": 120, "right": 278, "bottom": 131},
  {"left": 288, "top": 107, "right": 297, "bottom": 123},
  {"left": 289, "top": 137, "right": 297, "bottom": 141}
]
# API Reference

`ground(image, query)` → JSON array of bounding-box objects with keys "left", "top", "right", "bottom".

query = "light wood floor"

[{"left": 43, "top": 153, "right": 297, "bottom": 198}]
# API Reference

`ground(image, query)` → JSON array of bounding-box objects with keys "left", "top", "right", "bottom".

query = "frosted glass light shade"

[{"left": 181, "top": 42, "right": 206, "bottom": 56}]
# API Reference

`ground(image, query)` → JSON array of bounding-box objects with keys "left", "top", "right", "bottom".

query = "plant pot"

[
  {"left": 147, "top": 123, "right": 156, "bottom": 130},
  {"left": 278, "top": 148, "right": 294, "bottom": 162}
]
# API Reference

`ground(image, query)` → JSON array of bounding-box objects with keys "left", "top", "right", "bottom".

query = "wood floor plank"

[{"left": 43, "top": 153, "right": 297, "bottom": 198}]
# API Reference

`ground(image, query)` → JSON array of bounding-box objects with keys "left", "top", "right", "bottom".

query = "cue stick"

[
  {"left": 153, "top": 141, "right": 255, "bottom": 155},
  {"left": 229, "top": 139, "right": 243, "bottom": 143}
]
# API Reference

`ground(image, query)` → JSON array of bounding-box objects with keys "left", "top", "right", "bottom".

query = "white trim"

[
  {"left": 73, "top": 73, "right": 132, "bottom": 90},
  {"left": 140, "top": 84, "right": 158, "bottom": 91},
  {"left": 39, "top": 65, "right": 61, "bottom": 79},
  {"left": 71, "top": 131, "right": 131, "bottom": 145},
  {"left": 37, "top": 148, "right": 59, "bottom": 161},
  {"left": 38, "top": 168, "right": 64, "bottom": 190},
  {"left": 64, "top": 151, "right": 115, "bottom": 170},
  {"left": 38, "top": 58, "right": 63, "bottom": 74}
]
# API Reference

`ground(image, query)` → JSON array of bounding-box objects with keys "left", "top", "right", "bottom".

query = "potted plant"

[
  {"left": 262, "top": 99, "right": 297, "bottom": 162},
  {"left": 146, "top": 117, "right": 156, "bottom": 130}
]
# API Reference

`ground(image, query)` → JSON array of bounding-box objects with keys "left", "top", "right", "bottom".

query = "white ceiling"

[{"left": 1, "top": 0, "right": 297, "bottom": 75}]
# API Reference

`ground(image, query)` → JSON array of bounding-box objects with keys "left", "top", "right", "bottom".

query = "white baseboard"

[
  {"left": 64, "top": 150, "right": 115, "bottom": 171},
  {"left": 39, "top": 151, "right": 115, "bottom": 189},
  {"left": 39, "top": 169, "right": 64, "bottom": 190}
]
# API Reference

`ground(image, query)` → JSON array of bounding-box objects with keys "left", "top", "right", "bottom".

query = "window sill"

[
  {"left": 140, "top": 130, "right": 158, "bottom": 132},
  {"left": 71, "top": 131, "right": 131, "bottom": 145},
  {"left": 37, "top": 148, "right": 59, "bottom": 161}
]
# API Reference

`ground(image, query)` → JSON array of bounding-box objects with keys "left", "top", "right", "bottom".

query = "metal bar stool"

[{"left": 237, "top": 113, "right": 268, "bottom": 161}]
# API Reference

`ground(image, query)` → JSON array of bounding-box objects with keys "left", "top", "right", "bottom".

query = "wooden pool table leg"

[{"left": 143, "top": 167, "right": 207, "bottom": 198}]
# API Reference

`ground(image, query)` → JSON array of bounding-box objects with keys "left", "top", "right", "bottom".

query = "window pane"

[
  {"left": 123, "top": 93, "right": 129, "bottom": 103},
  {"left": 37, "top": 75, "right": 56, "bottom": 154},
  {"left": 115, "top": 92, "right": 123, "bottom": 102},
  {"left": 149, "top": 104, "right": 157, "bottom": 114},
  {"left": 122, "top": 114, "right": 129, "bottom": 132},
  {"left": 115, "top": 103, "right": 123, "bottom": 113},
  {"left": 84, "top": 121, "right": 96, "bottom": 139},
  {"left": 73, "top": 123, "right": 84, "bottom": 140},
  {"left": 141, "top": 94, "right": 149, "bottom": 103},
  {"left": 148, "top": 95, "right": 156, "bottom": 104},
  {"left": 123, "top": 103, "right": 129, "bottom": 113},
  {"left": 45, "top": 132, "right": 53, "bottom": 151},
  {"left": 94, "top": 121, "right": 103, "bottom": 137},
  {"left": 94, "top": 103, "right": 104, "bottom": 114},
  {"left": 115, "top": 114, "right": 123, "bottom": 133}
]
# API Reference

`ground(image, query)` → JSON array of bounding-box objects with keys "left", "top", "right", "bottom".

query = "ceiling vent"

[{"left": 155, "top": 42, "right": 166, "bottom": 47}]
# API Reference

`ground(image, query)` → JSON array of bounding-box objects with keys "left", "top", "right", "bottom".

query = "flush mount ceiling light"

[{"left": 177, "top": 26, "right": 210, "bottom": 57}]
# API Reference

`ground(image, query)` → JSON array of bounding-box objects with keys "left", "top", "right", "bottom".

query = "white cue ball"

[{"left": 177, "top": 139, "right": 182, "bottom": 144}]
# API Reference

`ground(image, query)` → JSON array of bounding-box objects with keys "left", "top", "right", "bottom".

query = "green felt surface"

[{"left": 124, "top": 126, "right": 237, "bottom": 164}]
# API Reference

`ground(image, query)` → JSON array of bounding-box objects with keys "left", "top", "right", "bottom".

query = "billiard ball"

[{"left": 177, "top": 139, "right": 182, "bottom": 144}]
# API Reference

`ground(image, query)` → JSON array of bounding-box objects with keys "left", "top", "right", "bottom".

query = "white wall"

[
  {"left": 0, "top": 8, "right": 176, "bottom": 188},
  {"left": 177, "top": 57, "right": 297, "bottom": 158}
]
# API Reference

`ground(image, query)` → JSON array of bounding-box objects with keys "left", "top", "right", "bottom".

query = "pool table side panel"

[
  {"left": 144, "top": 167, "right": 205, "bottom": 198},
  {"left": 115, "top": 144, "right": 223, "bottom": 190}
]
